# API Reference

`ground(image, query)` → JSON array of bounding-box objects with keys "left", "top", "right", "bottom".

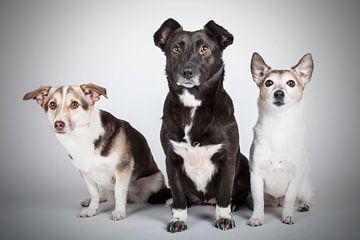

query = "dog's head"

[
  {"left": 23, "top": 83, "right": 107, "bottom": 134},
  {"left": 154, "top": 18, "right": 233, "bottom": 89},
  {"left": 251, "top": 52, "right": 313, "bottom": 109}
]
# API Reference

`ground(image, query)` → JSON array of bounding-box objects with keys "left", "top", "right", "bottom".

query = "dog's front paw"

[
  {"left": 297, "top": 203, "right": 310, "bottom": 212},
  {"left": 214, "top": 217, "right": 235, "bottom": 231},
  {"left": 79, "top": 208, "right": 97, "bottom": 218},
  {"left": 80, "top": 198, "right": 91, "bottom": 207},
  {"left": 80, "top": 197, "right": 107, "bottom": 207},
  {"left": 248, "top": 217, "right": 263, "bottom": 227},
  {"left": 282, "top": 216, "right": 295, "bottom": 225},
  {"left": 167, "top": 220, "right": 187, "bottom": 233},
  {"left": 111, "top": 211, "right": 126, "bottom": 221}
]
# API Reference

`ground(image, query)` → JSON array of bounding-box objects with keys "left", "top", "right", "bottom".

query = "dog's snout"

[
  {"left": 274, "top": 90, "right": 285, "bottom": 99},
  {"left": 182, "top": 67, "right": 194, "bottom": 79},
  {"left": 54, "top": 121, "right": 65, "bottom": 131}
]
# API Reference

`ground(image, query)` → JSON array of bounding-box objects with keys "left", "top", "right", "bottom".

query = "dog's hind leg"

[
  {"left": 296, "top": 178, "right": 313, "bottom": 212},
  {"left": 128, "top": 171, "right": 166, "bottom": 203}
]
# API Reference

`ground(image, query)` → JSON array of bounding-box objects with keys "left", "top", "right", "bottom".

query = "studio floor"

[{"left": 1, "top": 188, "right": 358, "bottom": 240}]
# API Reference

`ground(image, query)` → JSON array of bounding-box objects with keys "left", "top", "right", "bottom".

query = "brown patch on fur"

[
  {"left": 23, "top": 86, "right": 51, "bottom": 106},
  {"left": 66, "top": 86, "right": 89, "bottom": 110},
  {"left": 80, "top": 83, "right": 108, "bottom": 106}
]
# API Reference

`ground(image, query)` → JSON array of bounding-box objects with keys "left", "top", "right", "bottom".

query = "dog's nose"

[
  {"left": 183, "top": 67, "right": 194, "bottom": 79},
  {"left": 274, "top": 90, "right": 285, "bottom": 99},
  {"left": 54, "top": 121, "right": 65, "bottom": 131}
]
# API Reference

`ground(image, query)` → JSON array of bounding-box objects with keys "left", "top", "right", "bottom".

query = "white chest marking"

[
  {"left": 178, "top": 89, "right": 202, "bottom": 144},
  {"left": 171, "top": 141, "right": 222, "bottom": 192},
  {"left": 55, "top": 111, "right": 120, "bottom": 190}
]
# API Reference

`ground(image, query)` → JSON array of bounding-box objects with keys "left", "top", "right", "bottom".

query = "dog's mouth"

[
  {"left": 54, "top": 129, "right": 66, "bottom": 134},
  {"left": 273, "top": 101, "right": 285, "bottom": 107},
  {"left": 176, "top": 75, "right": 200, "bottom": 88}
]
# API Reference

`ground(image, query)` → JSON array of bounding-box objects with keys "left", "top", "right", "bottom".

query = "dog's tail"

[{"left": 147, "top": 187, "right": 172, "bottom": 204}]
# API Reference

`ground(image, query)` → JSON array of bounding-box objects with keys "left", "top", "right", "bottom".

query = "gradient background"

[{"left": 1, "top": 0, "right": 359, "bottom": 239}]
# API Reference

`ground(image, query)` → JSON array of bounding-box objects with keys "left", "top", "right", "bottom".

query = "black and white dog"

[
  {"left": 154, "top": 19, "right": 250, "bottom": 232},
  {"left": 23, "top": 83, "right": 170, "bottom": 221}
]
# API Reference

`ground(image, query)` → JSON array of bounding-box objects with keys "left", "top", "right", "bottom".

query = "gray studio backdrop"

[{"left": 0, "top": 0, "right": 359, "bottom": 239}]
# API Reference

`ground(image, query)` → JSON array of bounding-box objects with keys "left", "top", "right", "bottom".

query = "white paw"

[
  {"left": 111, "top": 211, "right": 126, "bottom": 221},
  {"left": 282, "top": 216, "right": 295, "bottom": 225},
  {"left": 166, "top": 198, "right": 173, "bottom": 207},
  {"left": 248, "top": 217, "right": 263, "bottom": 227},
  {"left": 80, "top": 208, "right": 97, "bottom": 218},
  {"left": 80, "top": 198, "right": 91, "bottom": 207}
]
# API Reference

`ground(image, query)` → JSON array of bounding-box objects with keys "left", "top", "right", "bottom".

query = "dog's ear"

[
  {"left": 204, "top": 20, "right": 233, "bottom": 50},
  {"left": 154, "top": 18, "right": 182, "bottom": 51},
  {"left": 23, "top": 86, "right": 51, "bottom": 106},
  {"left": 251, "top": 52, "right": 271, "bottom": 85},
  {"left": 80, "top": 83, "right": 108, "bottom": 104},
  {"left": 291, "top": 53, "right": 313, "bottom": 85}
]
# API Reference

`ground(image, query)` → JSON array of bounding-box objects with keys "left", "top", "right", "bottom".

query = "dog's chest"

[
  {"left": 171, "top": 141, "right": 222, "bottom": 192},
  {"left": 170, "top": 90, "right": 222, "bottom": 193},
  {"left": 56, "top": 133, "right": 119, "bottom": 189}
]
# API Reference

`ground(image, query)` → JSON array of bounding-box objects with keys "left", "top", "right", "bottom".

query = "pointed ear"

[
  {"left": 251, "top": 52, "right": 271, "bottom": 85},
  {"left": 23, "top": 86, "right": 51, "bottom": 106},
  {"left": 80, "top": 83, "right": 108, "bottom": 104},
  {"left": 204, "top": 20, "right": 233, "bottom": 50},
  {"left": 291, "top": 53, "right": 314, "bottom": 85},
  {"left": 153, "top": 18, "right": 182, "bottom": 51}
]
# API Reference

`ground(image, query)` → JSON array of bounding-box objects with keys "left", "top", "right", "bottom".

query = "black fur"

[
  {"left": 95, "top": 110, "right": 171, "bottom": 203},
  {"left": 154, "top": 19, "right": 250, "bottom": 231}
]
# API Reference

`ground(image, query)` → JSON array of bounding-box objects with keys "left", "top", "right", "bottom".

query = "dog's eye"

[
  {"left": 265, "top": 80, "right": 273, "bottom": 87},
  {"left": 200, "top": 45, "right": 210, "bottom": 55},
  {"left": 70, "top": 101, "right": 79, "bottom": 109},
  {"left": 287, "top": 80, "right": 296, "bottom": 87},
  {"left": 172, "top": 45, "right": 181, "bottom": 54},
  {"left": 49, "top": 101, "right": 57, "bottom": 110}
]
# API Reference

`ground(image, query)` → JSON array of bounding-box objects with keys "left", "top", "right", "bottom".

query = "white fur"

[
  {"left": 215, "top": 205, "right": 232, "bottom": 220},
  {"left": 171, "top": 141, "right": 222, "bottom": 192},
  {"left": 176, "top": 75, "right": 200, "bottom": 88},
  {"left": 171, "top": 208, "right": 188, "bottom": 222},
  {"left": 56, "top": 109, "right": 121, "bottom": 191},
  {"left": 249, "top": 99, "right": 313, "bottom": 226},
  {"left": 171, "top": 90, "right": 221, "bottom": 193}
]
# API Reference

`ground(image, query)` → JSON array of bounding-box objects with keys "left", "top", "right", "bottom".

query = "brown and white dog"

[
  {"left": 248, "top": 53, "right": 314, "bottom": 226},
  {"left": 23, "top": 83, "right": 170, "bottom": 220}
]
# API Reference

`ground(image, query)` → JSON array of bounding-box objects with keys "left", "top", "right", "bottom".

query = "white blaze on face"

[
  {"left": 45, "top": 85, "right": 94, "bottom": 134},
  {"left": 260, "top": 71, "right": 305, "bottom": 108}
]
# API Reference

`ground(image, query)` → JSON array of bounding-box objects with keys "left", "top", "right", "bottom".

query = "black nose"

[
  {"left": 274, "top": 90, "right": 285, "bottom": 99},
  {"left": 54, "top": 121, "right": 65, "bottom": 131},
  {"left": 182, "top": 67, "right": 194, "bottom": 79}
]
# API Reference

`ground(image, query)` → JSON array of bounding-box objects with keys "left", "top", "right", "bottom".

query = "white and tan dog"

[
  {"left": 23, "top": 83, "right": 170, "bottom": 220},
  {"left": 248, "top": 53, "right": 314, "bottom": 226}
]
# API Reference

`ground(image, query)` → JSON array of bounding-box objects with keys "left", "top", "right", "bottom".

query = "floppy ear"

[
  {"left": 23, "top": 86, "right": 51, "bottom": 106},
  {"left": 80, "top": 83, "right": 108, "bottom": 104},
  {"left": 153, "top": 18, "right": 182, "bottom": 51},
  {"left": 251, "top": 52, "right": 271, "bottom": 85},
  {"left": 204, "top": 20, "right": 233, "bottom": 50},
  {"left": 291, "top": 53, "right": 313, "bottom": 85}
]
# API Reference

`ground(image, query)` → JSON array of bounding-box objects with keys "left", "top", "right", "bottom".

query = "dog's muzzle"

[
  {"left": 273, "top": 90, "right": 285, "bottom": 106},
  {"left": 176, "top": 75, "right": 200, "bottom": 88}
]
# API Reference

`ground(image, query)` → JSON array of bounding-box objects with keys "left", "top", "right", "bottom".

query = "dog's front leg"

[
  {"left": 282, "top": 172, "right": 303, "bottom": 224},
  {"left": 166, "top": 158, "right": 188, "bottom": 233},
  {"left": 215, "top": 163, "right": 235, "bottom": 231},
  {"left": 248, "top": 171, "right": 264, "bottom": 227},
  {"left": 112, "top": 162, "right": 133, "bottom": 221},
  {"left": 79, "top": 170, "right": 100, "bottom": 218}
]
